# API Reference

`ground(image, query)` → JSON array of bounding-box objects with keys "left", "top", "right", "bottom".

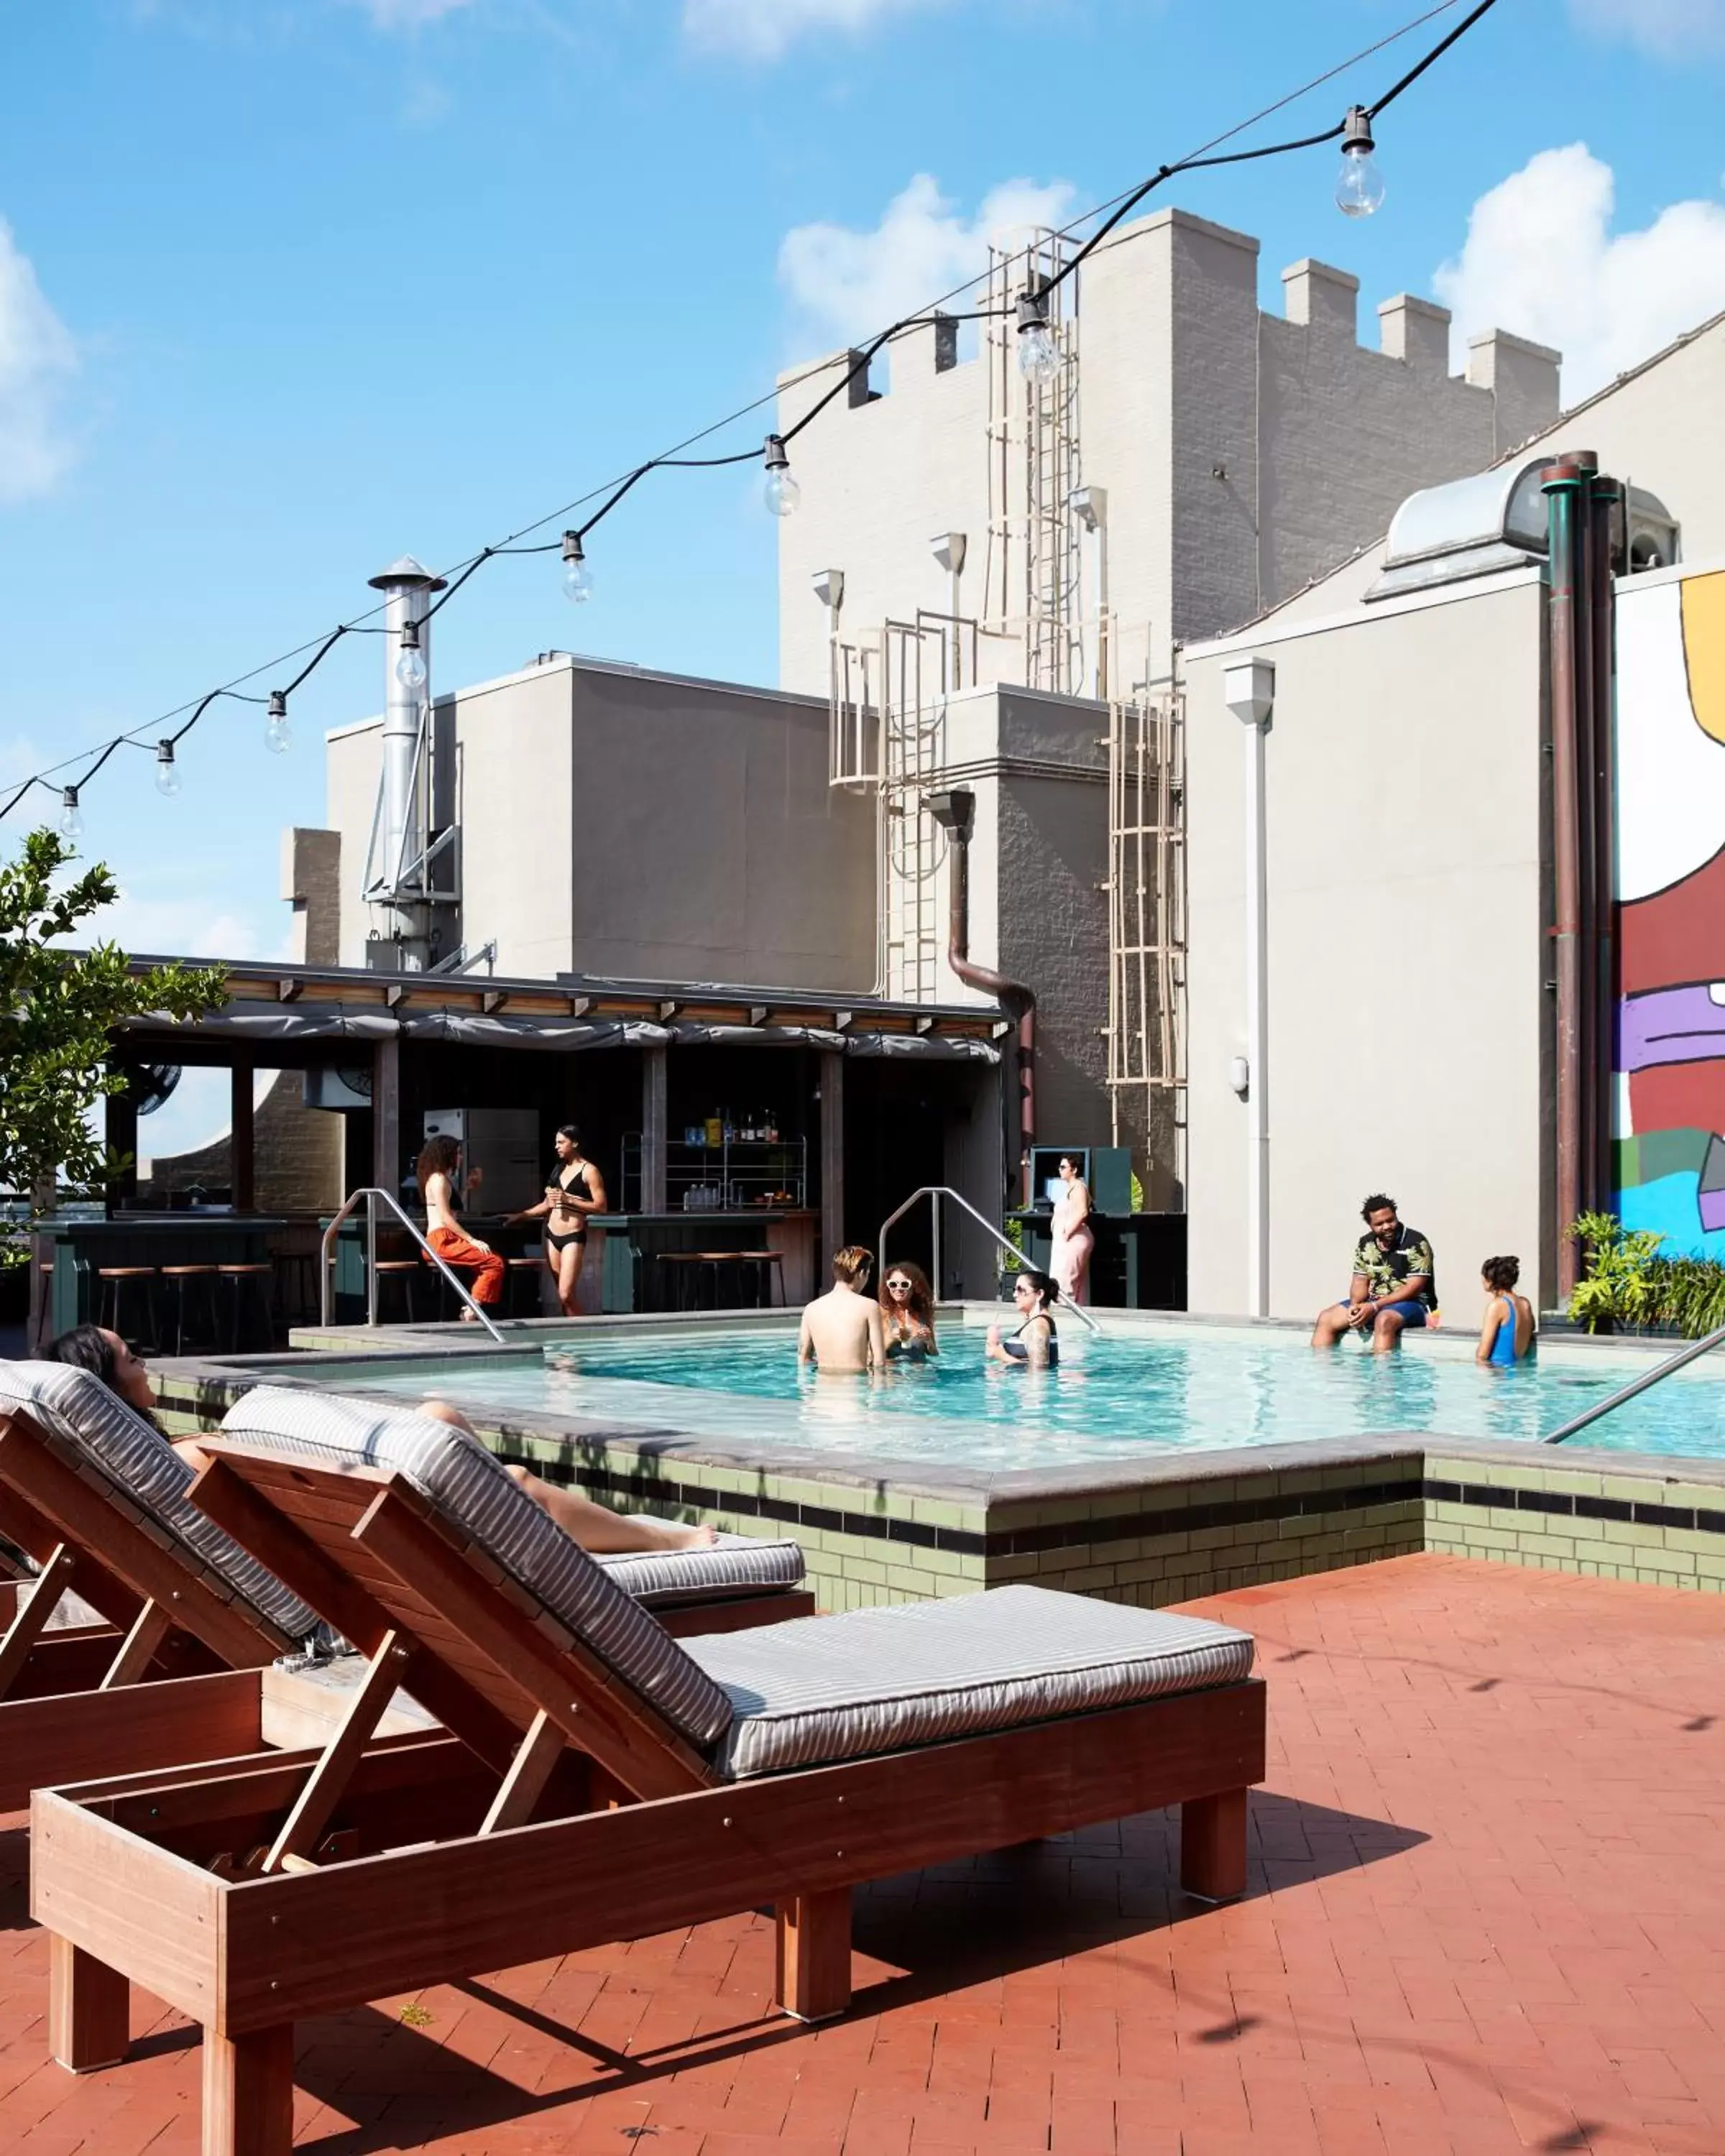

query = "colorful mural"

[{"left": 1615, "top": 570, "right": 1725, "bottom": 1254}]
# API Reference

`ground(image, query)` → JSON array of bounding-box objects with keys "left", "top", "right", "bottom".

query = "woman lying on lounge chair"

[{"left": 46, "top": 1325, "right": 717, "bottom": 1557}]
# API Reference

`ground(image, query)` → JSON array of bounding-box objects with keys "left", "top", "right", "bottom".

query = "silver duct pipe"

[{"left": 367, "top": 555, "right": 446, "bottom": 902}]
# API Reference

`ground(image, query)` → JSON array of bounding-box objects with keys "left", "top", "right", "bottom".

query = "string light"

[
  {"left": 0, "top": 0, "right": 1499, "bottom": 830},
  {"left": 1335, "top": 106, "right": 1385, "bottom": 216},
  {"left": 395, "top": 618, "right": 428, "bottom": 690},
  {"left": 762, "top": 436, "right": 801, "bottom": 519},
  {"left": 561, "top": 529, "right": 593, "bottom": 604},
  {"left": 1016, "top": 285, "right": 1060, "bottom": 384}
]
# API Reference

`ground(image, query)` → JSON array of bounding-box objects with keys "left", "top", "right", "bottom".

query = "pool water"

[{"left": 339, "top": 1321, "right": 1725, "bottom": 1470}]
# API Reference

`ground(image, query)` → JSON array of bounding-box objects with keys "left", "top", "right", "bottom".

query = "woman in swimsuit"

[
  {"left": 418, "top": 1134, "right": 505, "bottom": 1317},
  {"left": 1049, "top": 1154, "right": 1095, "bottom": 1307},
  {"left": 879, "top": 1259, "right": 938, "bottom": 1358},
  {"left": 1476, "top": 1253, "right": 1535, "bottom": 1365},
  {"left": 509, "top": 1124, "right": 607, "bottom": 1317},
  {"left": 985, "top": 1269, "right": 1060, "bottom": 1369}
]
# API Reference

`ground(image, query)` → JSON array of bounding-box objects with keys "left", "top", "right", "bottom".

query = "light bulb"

[
  {"left": 1335, "top": 106, "right": 1384, "bottom": 218},
  {"left": 395, "top": 625, "right": 428, "bottom": 691},
  {"left": 155, "top": 742, "right": 180, "bottom": 798},
  {"left": 265, "top": 690, "right": 292, "bottom": 755},
  {"left": 60, "top": 786, "right": 83, "bottom": 839},
  {"left": 1015, "top": 287, "right": 1061, "bottom": 384},
  {"left": 561, "top": 530, "right": 593, "bottom": 603},
  {"left": 763, "top": 434, "right": 801, "bottom": 518}
]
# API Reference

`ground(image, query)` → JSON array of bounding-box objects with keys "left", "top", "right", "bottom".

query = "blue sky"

[{"left": 4, "top": 0, "right": 1725, "bottom": 1140}]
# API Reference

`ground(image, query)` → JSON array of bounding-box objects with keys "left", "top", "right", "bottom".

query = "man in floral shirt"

[{"left": 1311, "top": 1193, "right": 1437, "bottom": 1354}]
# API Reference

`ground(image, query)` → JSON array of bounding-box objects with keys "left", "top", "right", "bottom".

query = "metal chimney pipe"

[{"left": 367, "top": 555, "right": 446, "bottom": 900}]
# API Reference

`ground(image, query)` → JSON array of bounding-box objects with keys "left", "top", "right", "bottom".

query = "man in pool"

[
  {"left": 798, "top": 1245, "right": 888, "bottom": 1373},
  {"left": 1311, "top": 1193, "right": 1437, "bottom": 1355}
]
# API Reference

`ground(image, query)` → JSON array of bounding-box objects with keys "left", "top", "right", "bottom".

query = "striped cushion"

[
  {"left": 592, "top": 1531, "right": 804, "bottom": 1606},
  {"left": 0, "top": 1362, "right": 318, "bottom": 1644},
  {"left": 217, "top": 1387, "right": 734, "bottom": 1750},
  {"left": 689, "top": 1585, "right": 1256, "bottom": 1779}
]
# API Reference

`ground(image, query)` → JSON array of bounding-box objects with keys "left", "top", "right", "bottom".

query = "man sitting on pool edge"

[{"left": 1311, "top": 1194, "right": 1437, "bottom": 1355}]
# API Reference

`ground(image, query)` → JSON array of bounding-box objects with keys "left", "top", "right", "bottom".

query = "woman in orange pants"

[{"left": 418, "top": 1134, "right": 505, "bottom": 1314}]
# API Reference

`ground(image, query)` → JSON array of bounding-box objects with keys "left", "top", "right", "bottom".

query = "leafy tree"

[{"left": 0, "top": 829, "right": 226, "bottom": 1252}]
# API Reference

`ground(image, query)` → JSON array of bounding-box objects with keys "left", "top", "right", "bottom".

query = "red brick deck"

[{"left": 1, "top": 1552, "right": 1721, "bottom": 2154}]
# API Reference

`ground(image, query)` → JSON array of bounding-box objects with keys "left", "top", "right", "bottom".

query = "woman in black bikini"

[
  {"left": 509, "top": 1125, "right": 607, "bottom": 1317},
  {"left": 985, "top": 1269, "right": 1060, "bottom": 1369}
]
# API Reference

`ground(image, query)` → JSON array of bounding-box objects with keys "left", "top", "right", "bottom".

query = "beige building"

[
  {"left": 1180, "top": 309, "right": 1725, "bottom": 1322},
  {"left": 776, "top": 205, "right": 1560, "bottom": 700}
]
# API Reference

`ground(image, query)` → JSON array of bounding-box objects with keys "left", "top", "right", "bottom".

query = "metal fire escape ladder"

[{"left": 1105, "top": 665, "right": 1187, "bottom": 1177}]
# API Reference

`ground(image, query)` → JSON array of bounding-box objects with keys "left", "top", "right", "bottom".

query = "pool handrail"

[
  {"left": 1540, "top": 1313, "right": 1725, "bottom": 1445},
  {"left": 878, "top": 1185, "right": 1103, "bottom": 1335},
  {"left": 320, "top": 1187, "right": 507, "bottom": 1345}
]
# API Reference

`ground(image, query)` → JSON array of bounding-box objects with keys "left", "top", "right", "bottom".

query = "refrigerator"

[{"left": 421, "top": 1108, "right": 543, "bottom": 1215}]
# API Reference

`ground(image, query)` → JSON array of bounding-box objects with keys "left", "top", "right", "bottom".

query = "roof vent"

[{"left": 1366, "top": 456, "right": 1555, "bottom": 601}]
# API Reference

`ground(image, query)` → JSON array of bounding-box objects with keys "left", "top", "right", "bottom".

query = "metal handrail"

[
  {"left": 878, "top": 1184, "right": 1103, "bottom": 1335},
  {"left": 1541, "top": 1314, "right": 1725, "bottom": 1444},
  {"left": 320, "top": 1187, "right": 507, "bottom": 1343}
]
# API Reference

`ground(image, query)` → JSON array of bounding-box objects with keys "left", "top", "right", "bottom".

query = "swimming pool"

[{"left": 331, "top": 1316, "right": 1725, "bottom": 1469}]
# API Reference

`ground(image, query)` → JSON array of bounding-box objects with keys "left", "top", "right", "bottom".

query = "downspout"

[
  {"left": 1587, "top": 470, "right": 1622, "bottom": 1225},
  {"left": 1542, "top": 459, "right": 1588, "bottom": 1298},
  {"left": 1223, "top": 658, "right": 1275, "bottom": 1317},
  {"left": 926, "top": 788, "right": 1036, "bottom": 1209}
]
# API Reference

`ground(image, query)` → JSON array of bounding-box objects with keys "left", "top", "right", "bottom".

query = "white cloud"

[
  {"left": 779, "top": 172, "right": 1076, "bottom": 352},
  {"left": 344, "top": 0, "right": 477, "bottom": 27},
  {"left": 1568, "top": 0, "right": 1725, "bottom": 59},
  {"left": 1433, "top": 144, "right": 1725, "bottom": 401},
  {"left": 684, "top": 0, "right": 944, "bottom": 60},
  {"left": 0, "top": 221, "right": 78, "bottom": 504}
]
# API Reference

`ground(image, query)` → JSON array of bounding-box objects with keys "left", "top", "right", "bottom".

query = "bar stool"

[
  {"left": 372, "top": 1259, "right": 421, "bottom": 1324},
  {"left": 733, "top": 1250, "right": 786, "bottom": 1308},
  {"left": 656, "top": 1252, "right": 705, "bottom": 1312},
  {"left": 155, "top": 1265, "right": 221, "bottom": 1355},
  {"left": 96, "top": 1266, "right": 158, "bottom": 1353},
  {"left": 505, "top": 1257, "right": 543, "bottom": 1319},
  {"left": 217, "top": 1263, "right": 275, "bottom": 1352}
]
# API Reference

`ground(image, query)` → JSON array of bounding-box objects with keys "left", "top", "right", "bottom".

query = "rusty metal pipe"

[{"left": 1588, "top": 471, "right": 1621, "bottom": 1223}]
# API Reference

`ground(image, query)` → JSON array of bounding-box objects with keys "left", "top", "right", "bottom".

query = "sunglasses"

[{"left": 886, "top": 1277, "right": 913, "bottom": 1291}]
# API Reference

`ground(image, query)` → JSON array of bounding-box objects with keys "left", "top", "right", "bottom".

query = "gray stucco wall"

[
  {"left": 326, "top": 656, "right": 877, "bottom": 990},
  {"left": 1182, "top": 571, "right": 1550, "bottom": 1320}
]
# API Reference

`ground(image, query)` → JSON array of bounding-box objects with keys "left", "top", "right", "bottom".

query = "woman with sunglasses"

[{"left": 879, "top": 1259, "right": 938, "bottom": 1359}]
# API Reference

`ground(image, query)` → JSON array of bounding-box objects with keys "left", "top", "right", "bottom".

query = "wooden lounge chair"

[
  {"left": 0, "top": 1367, "right": 807, "bottom": 1817},
  {"left": 32, "top": 1428, "right": 1265, "bottom": 2156}
]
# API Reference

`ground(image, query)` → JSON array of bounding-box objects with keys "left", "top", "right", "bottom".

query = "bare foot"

[{"left": 650, "top": 1520, "right": 720, "bottom": 1552}]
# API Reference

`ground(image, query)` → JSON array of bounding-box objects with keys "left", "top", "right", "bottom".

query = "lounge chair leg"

[
  {"left": 48, "top": 1935, "right": 129, "bottom": 2073},
  {"left": 1179, "top": 1787, "right": 1248, "bottom": 1902},
  {"left": 202, "top": 2023, "right": 294, "bottom": 2156},
  {"left": 775, "top": 1886, "right": 852, "bottom": 2022}
]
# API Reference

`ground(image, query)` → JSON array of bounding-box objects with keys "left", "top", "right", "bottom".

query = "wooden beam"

[
  {"left": 188, "top": 1452, "right": 519, "bottom": 1773},
  {"left": 0, "top": 1420, "right": 287, "bottom": 1667},
  {"left": 819, "top": 1051, "right": 844, "bottom": 1266},
  {"left": 98, "top": 1600, "right": 172, "bottom": 1690},
  {"left": 641, "top": 1046, "right": 668, "bottom": 1215},
  {"left": 260, "top": 1632, "right": 410, "bottom": 1874},
  {"left": 776, "top": 1886, "right": 852, "bottom": 2022},
  {"left": 372, "top": 1034, "right": 400, "bottom": 1202},
  {"left": 478, "top": 1710, "right": 564, "bottom": 1836},
  {"left": 230, "top": 1060, "right": 255, "bottom": 1212},
  {"left": 48, "top": 1936, "right": 129, "bottom": 2073},
  {"left": 0, "top": 1668, "right": 264, "bottom": 1815},
  {"left": 203, "top": 2024, "right": 295, "bottom": 2156},
  {"left": 1179, "top": 1786, "right": 1248, "bottom": 1902},
  {"left": 352, "top": 1486, "right": 712, "bottom": 1801},
  {"left": 0, "top": 1543, "right": 75, "bottom": 1699}
]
